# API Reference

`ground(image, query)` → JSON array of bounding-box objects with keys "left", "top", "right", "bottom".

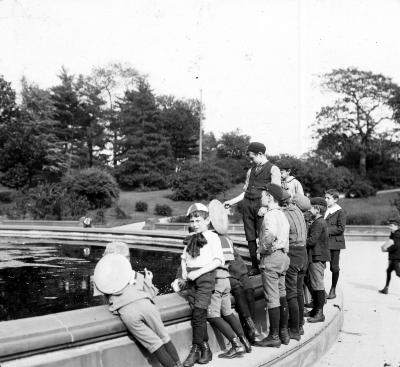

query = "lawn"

[{"left": 111, "top": 185, "right": 400, "bottom": 226}]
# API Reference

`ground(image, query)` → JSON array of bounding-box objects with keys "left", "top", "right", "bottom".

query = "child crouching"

[{"left": 94, "top": 253, "right": 181, "bottom": 367}]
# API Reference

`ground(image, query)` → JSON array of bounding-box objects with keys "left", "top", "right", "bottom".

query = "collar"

[{"left": 324, "top": 203, "right": 341, "bottom": 219}]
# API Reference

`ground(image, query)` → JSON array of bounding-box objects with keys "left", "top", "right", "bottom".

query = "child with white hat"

[{"left": 93, "top": 247, "right": 181, "bottom": 367}]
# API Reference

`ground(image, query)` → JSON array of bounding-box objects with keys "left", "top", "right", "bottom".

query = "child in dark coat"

[
  {"left": 306, "top": 197, "right": 330, "bottom": 323},
  {"left": 379, "top": 217, "right": 400, "bottom": 294}
]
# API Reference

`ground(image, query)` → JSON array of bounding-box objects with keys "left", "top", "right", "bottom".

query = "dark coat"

[
  {"left": 325, "top": 209, "right": 346, "bottom": 250},
  {"left": 306, "top": 217, "right": 330, "bottom": 262}
]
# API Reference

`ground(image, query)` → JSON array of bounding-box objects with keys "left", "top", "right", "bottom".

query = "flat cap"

[
  {"left": 264, "top": 183, "right": 284, "bottom": 202},
  {"left": 292, "top": 193, "right": 311, "bottom": 211},
  {"left": 247, "top": 142, "right": 266, "bottom": 154},
  {"left": 310, "top": 197, "right": 327, "bottom": 207}
]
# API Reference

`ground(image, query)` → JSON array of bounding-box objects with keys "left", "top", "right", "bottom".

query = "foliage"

[
  {"left": 62, "top": 168, "right": 119, "bottom": 209},
  {"left": 154, "top": 204, "right": 173, "bottom": 216},
  {"left": 214, "top": 157, "right": 249, "bottom": 184},
  {"left": 346, "top": 213, "right": 375, "bottom": 225},
  {"left": 169, "top": 160, "right": 230, "bottom": 201},
  {"left": 0, "top": 75, "right": 18, "bottom": 124},
  {"left": 114, "top": 205, "right": 131, "bottom": 219},
  {"left": 346, "top": 180, "right": 377, "bottom": 198},
  {"left": 114, "top": 80, "right": 174, "bottom": 189},
  {"left": 391, "top": 193, "right": 400, "bottom": 214},
  {"left": 135, "top": 201, "right": 148, "bottom": 212},
  {"left": 93, "top": 208, "right": 106, "bottom": 225},
  {"left": 0, "top": 190, "right": 13, "bottom": 203},
  {"left": 217, "top": 129, "right": 251, "bottom": 159},
  {"left": 313, "top": 67, "right": 397, "bottom": 176},
  {"left": 158, "top": 95, "right": 201, "bottom": 161},
  {"left": 169, "top": 215, "right": 190, "bottom": 223}
]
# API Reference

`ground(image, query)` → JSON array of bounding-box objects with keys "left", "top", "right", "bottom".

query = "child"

[
  {"left": 306, "top": 197, "right": 330, "bottom": 323},
  {"left": 324, "top": 189, "right": 346, "bottom": 299},
  {"left": 379, "top": 217, "right": 400, "bottom": 294},
  {"left": 223, "top": 142, "right": 281, "bottom": 276},
  {"left": 228, "top": 247, "right": 261, "bottom": 343},
  {"left": 254, "top": 183, "right": 290, "bottom": 348},
  {"left": 93, "top": 253, "right": 182, "bottom": 367},
  {"left": 279, "top": 162, "right": 304, "bottom": 198},
  {"left": 281, "top": 192, "right": 308, "bottom": 341},
  {"left": 181, "top": 203, "right": 224, "bottom": 367}
]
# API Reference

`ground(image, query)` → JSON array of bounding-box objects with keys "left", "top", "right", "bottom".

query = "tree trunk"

[{"left": 359, "top": 151, "right": 367, "bottom": 177}]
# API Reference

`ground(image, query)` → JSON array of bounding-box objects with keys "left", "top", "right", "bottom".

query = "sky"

[{"left": 1, "top": 0, "right": 400, "bottom": 156}]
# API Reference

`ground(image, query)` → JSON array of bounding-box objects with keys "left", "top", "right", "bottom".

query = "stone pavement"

[{"left": 316, "top": 241, "right": 400, "bottom": 367}]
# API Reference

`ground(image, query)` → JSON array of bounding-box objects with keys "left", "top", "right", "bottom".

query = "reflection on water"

[{"left": 0, "top": 241, "right": 181, "bottom": 321}]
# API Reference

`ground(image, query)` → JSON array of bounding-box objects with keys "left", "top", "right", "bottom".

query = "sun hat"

[
  {"left": 209, "top": 199, "right": 229, "bottom": 234},
  {"left": 93, "top": 254, "right": 132, "bottom": 295},
  {"left": 186, "top": 203, "right": 209, "bottom": 216}
]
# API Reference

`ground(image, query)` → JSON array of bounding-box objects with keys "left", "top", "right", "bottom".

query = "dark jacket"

[
  {"left": 388, "top": 230, "right": 400, "bottom": 260},
  {"left": 325, "top": 208, "right": 346, "bottom": 250},
  {"left": 306, "top": 217, "right": 330, "bottom": 262},
  {"left": 244, "top": 162, "right": 274, "bottom": 200}
]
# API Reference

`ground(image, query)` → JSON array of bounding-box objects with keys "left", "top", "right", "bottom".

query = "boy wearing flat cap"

[
  {"left": 224, "top": 142, "right": 281, "bottom": 276},
  {"left": 93, "top": 254, "right": 182, "bottom": 367},
  {"left": 379, "top": 216, "right": 400, "bottom": 294},
  {"left": 305, "top": 197, "right": 330, "bottom": 323},
  {"left": 181, "top": 203, "right": 224, "bottom": 367},
  {"left": 254, "top": 183, "right": 290, "bottom": 348}
]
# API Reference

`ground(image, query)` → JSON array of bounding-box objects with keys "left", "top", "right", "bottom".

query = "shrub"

[
  {"left": 0, "top": 164, "right": 30, "bottom": 189},
  {"left": 0, "top": 191, "right": 13, "bottom": 203},
  {"left": 154, "top": 204, "right": 172, "bottom": 216},
  {"left": 169, "top": 160, "right": 230, "bottom": 201},
  {"left": 62, "top": 168, "right": 119, "bottom": 209},
  {"left": 94, "top": 209, "right": 106, "bottom": 225},
  {"left": 115, "top": 205, "right": 131, "bottom": 219},
  {"left": 135, "top": 201, "right": 148, "bottom": 212},
  {"left": 346, "top": 181, "right": 377, "bottom": 198},
  {"left": 346, "top": 213, "right": 375, "bottom": 225}
]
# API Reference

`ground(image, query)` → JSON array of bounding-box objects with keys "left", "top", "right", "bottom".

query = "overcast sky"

[{"left": 1, "top": 0, "right": 400, "bottom": 155}]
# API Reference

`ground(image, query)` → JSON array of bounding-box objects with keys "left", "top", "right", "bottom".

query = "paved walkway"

[{"left": 316, "top": 241, "right": 400, "bottom": 367}]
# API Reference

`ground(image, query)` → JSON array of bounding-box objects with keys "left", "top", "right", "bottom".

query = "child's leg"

[
  {"left": 164, "top": 341, "right": 180, "bottom": 364},
  {"left": 153, "top": 345, "right": 177, "bottom": 367}
]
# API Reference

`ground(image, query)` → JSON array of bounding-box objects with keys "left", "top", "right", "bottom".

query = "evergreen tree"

[{"left": 114, "top": 79, "right": 174, "bottom": 189}]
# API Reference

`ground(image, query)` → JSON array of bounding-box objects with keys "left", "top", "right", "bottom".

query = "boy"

[
  {"left": 379, "top": 216, "right": 400, "bottom": 294},
  {"left": 254, "top": 183, "right": 290, "bottom": 348},
  {"left": 93, "top": 253, "right": 181, "bottom": 367},
  {"left": 181, "top": 203, "right": 224, "bottom": 367},
  {"left": 279, "top": 162, "right": 304, "bottom": 198},
  {"left": 224, "top": 142, "right": 281, "bottom": 276},
  {"left": 281, "top": 192, "right": 308, "bottom": 341},
  {"left": 324, "top": 189, "right": 346, "bottom": 299},
  {"left": 306, "top": 197, "right": 330, "bottom": 323}
]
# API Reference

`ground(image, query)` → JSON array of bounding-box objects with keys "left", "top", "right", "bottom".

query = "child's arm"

[
  {"left": 187, "top": 258, "right": 222, "bottom": 281},
  {"left": 306, "top": 221, "right": 323, "bottom": 249},
  {"left": 381, "top": 239, "right": 394, "bottom": 252},
  {"left": 328, "top": 210, "right": 346, "bottom": 236}
]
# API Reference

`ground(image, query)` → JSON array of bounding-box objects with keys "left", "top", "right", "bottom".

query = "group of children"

[{"left": 91, "top": 141, "right": 349, "bottom": 367}]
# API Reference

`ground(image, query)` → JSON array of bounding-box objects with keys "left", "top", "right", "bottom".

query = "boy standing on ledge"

[
  {"left": 181, "top": 203, "right": 224, "bottom": 367},
  {"left": 224, "top": 142, "right": 281, "bottom": 276}
]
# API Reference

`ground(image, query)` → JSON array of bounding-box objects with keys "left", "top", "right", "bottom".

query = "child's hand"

[
  {"left": 181, "top": 268, "right": 188, "bottom": 280},
  {"left": 144, "top": 268, "right": 153, "bottom": 280},
  {"left": 187, "top": 270, "right": 201, "bottom": 281},
  {"left": 257, "top": 207, "right": 268, "bottom": 217}
]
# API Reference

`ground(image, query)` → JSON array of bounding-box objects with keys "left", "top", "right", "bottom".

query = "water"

[{"left": 0, "top": 241, "right": 181, "bottom": 321}]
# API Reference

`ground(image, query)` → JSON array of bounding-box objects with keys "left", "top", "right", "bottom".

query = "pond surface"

[{"left": 0, "top": 241, "right": 181, "bottom": 321}]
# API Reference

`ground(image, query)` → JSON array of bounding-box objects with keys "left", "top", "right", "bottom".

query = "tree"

[
  {"left": 0, "top": 75, "right": 18, "bottom": 124},
  {"left": 158, "top": 95, "right": 200, "bottom": 162},
  {"left": 114, "top": 79, "right": 174, "bottom": 189},
  {"left": 90, "top": 62, "right": 140, "bottom": 165},
  {"left": 313, "top": 68, "right": 397, "bottom": 176},
  {"left": 217, "top": 129, "right": 251, "bottom": 159}
]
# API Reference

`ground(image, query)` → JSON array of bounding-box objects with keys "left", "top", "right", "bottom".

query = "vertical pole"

[{"left": 199, "top": 88, "right": 203, "bottom": 162}]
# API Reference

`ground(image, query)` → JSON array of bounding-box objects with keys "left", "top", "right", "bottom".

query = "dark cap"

[
  {"left": 264, "top": 183, "right": 284, "bottom": 202},
  {"left": 279, "top": 161, "right": 291, "bottom": 170},
  {"left": 388, "top": 216, "right": 400, "bottom": 225},
  {"left": 247, "top": 142, "right": 266, "bottom": 154},
  {"left": 280, "top": 189, "right": 291, "bottom": 202},
  {"left": 310, "top": 197, "right": 327, "bottom": 207}
]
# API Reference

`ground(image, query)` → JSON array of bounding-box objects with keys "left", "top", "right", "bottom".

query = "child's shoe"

[
  {"left": 379, "top": 287, "right": 388, "bottom": 294},
  {"left": 307, "top": 309, "right": 325, "bottom": 323},
  {"left": 183, "top": 344, "right": 201, "bottom": 367},
  {"left": 197, "top": 341, "right": 212, "bottom": 364}
]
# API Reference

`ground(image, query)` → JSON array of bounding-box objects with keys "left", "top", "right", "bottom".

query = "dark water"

[{"left": 0, "top": 241, "right": 181, "bottom": 321}]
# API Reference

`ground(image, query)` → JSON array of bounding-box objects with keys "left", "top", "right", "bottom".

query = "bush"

[
  {"left": 0, "top": 191, "right": 13, "bottom": 203},
  {"left": 114, "top": 205, "right": 131, "bottom": 219},
  {"left": 154, "top": 204, "right": 173, "bottom": 216},
  {"left": 135, "top": 201, "right": 148, "bottom": 212},
  {"left": 0, "top": 163, "right": 30, "bottom": 189},
  {"left": 94, "top": 209, "right": 106, "bottom": 225},
  {"left": 346, "top": 181, "right": 377, "bottom": 198},
  {"left": 62, "top": 168, "right": 119, "bottom": 209},
  {"left": 169, "top": 160, "right": 230, "bottom": 201},
  {"left": 346, "top": 213, "right": 375, "bottom": 225}
]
